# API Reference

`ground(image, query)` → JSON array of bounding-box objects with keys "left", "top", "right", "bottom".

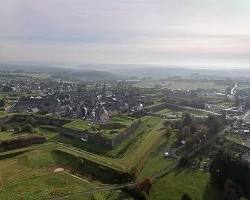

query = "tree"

[
  {"left": 183, "top": 125, "right": 191, "bottom": 138},
  {"left": 176, "top": 130, "right": 184, "bottom": 143},
  {"left": 185, "top": 137, "right": 195, "bottom": 152},
  {"left": 136, "top": 177, "right": 152, "bottom": 195},
  {"left": 25, "top": 117, "right": 37, "bottom": 125},
  {"left": 206, "top": 115, "right": 221, "bottom": 134},
  {"left": 1, "top": 124, "right": 7, "bottom": 132},
  {"left": 210, "top": 149, "right": 250, "bottom": 197},
  {"left": 223, "top": 179, "right": 242, "bottom": 200},
  {"left": 21, "top": 123, "right": 33, "bottom": 133},
  {"left": 0, "top": 99, "right": 5, "bottom": 107},
  {"left": 179, "top": 155, "right": 188, "bottom": 167},
  {"left": 182, "top": 113, "right": 192, "bottom": 127},
  {"left": 13, "top": 125, "right": 21, "bottom": 134},
  {"left": 181, "top": 193, "right": 192, "bottom": 200}
]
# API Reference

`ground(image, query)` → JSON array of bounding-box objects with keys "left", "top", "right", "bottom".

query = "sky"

[{"left": 0, "top": 0, "right": 250, "bottom": 69}]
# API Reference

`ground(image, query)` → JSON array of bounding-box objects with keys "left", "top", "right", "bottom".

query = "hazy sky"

[{"left": 0, "top": 0, "right": 250, "bottom": 68}]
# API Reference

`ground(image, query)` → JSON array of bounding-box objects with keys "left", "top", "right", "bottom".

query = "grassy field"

[
  {"left": 0, "top": 142, "right": 131, "bottom": 200},
  {"left": 0, "top": 131, "right": 37, "bottom": 141},
  {"left": 166, "top": 81, "right": 227, "bottom": 92},
  {"left": 133, "top": 80, "right": 227, "bottom": 92},
  {"left": 226, "top": 133, "right": 250, "bottom": 148},
  {"left": 138, "top": 130, "right": 177, "bottom": 179},
  {"left": 149, "top": 169, "right": 221, "bottom": 200},
  {"left": 0, "top": 143, "right": 94, "bottom": 199},
  {"left": 63, "top": 119, "right": 94, "bottom": 132},
  {"left": 0, "top": 131, "right": 16, "bottom": 140}
]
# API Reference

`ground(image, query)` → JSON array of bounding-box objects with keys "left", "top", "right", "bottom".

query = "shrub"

[
  {"left": 1, "top": 124, "right": 7, "bottom": 132},
  {"left": 21, "top": 123, "right": 33, "bottom": 133},
  {"left": 13, "top": 125, "right": 21, "bottom": 134}
]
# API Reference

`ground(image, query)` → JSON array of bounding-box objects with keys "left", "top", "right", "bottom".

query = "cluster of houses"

[{"left": 6, "top": 80, "right": 153, "bottom": 122}]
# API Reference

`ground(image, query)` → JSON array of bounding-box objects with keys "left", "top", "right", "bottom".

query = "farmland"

[{"left": 133, "top": 80, "right": 227, "bottom": 92}]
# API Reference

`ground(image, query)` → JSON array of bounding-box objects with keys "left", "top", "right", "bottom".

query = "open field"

[
  {"left": 0, "top": 143, "right": 95, "bottom": 199},
  {"left": 0, "top": 143, "right": 130, "bottom": 200},
  {"left": 166, "top": 81, "right": 227, "bottom": 92},
  {"left": 133, "top": 80, "right": 227, "bottom": 92},
  {"left": 226, "top": 133, "right": 250, "bottom": 149},
  {"left": 149, "top": 169, "right": 221, "bottom": 200}
]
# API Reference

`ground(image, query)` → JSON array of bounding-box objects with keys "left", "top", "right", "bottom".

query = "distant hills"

[{"left": 0, "top": 63, "right": 250, "bottom": 80}]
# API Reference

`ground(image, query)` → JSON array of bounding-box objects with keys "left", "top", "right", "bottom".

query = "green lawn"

[
  {"left": 226, "top": 133, "right": 250, "bottom": 148},
  {"left": 0, "top": 131, "right": 33, "bottom": 141},
  {"left": 0, "top": 143, "right": 95, "bottom": 199},
  {"left": 0, "top": 142, "right": 130, "bottom": 200},
  {"left": 63, "top": 119, "right": 93, "bottom": 132},
  {"left": 149, "top": 169, "right": 221, "bottom": 200},
  {"left": 139, "top": 131, "right": 177, "bottom": 179}
]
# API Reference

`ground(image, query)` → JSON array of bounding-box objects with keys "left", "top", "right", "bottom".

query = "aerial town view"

[{"left": 0, "top": 1, "right": 250, "bottom": 200}]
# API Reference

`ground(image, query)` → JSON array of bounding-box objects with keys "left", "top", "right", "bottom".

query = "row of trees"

[
  {"left": 0, "top": 123, "right": 34, "bottom": 133},
  {"left": 174, "top": 113, "right": 223, "bottom": 153},
  {"left": 0, "top": 135, "right": 46, "bottom": 151}
]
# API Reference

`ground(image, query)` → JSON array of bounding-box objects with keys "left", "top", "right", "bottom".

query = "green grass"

[
  {"left": 226, "top": 133, "right": 250, "bottom": 148},
  {"left": 0, "top": 142, "right": 131, "bottom": 200},
  {"left": 0, "top": 131, "right": 15, "bottom": 140},
  {"left": 139, "top": 131, "right": 178, "bottom": 178},
  {"left": 63, "top": 119, "right": 94, "bottom": 132},
  {"left": 133, "top": 80, "right": 227, "bottom": 92},
  {"left": 149, "top": 169, "right": 221, "bottom": 200},
  {"left": 63, "top": 190, "right": 133, "bottom": 200},
  {"left": 57, "top": 116, "right": 164, "bottom": 173},
  {"left": 0, "top": 143, "right": 95, "bottom": 199},
  {"left": 0, "top": 173, "right": 95, "bottom": 200},
  {"left": 0, "top": 131, "right": 34, "bottom": 141}
]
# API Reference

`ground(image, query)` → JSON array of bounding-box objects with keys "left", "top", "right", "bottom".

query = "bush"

[
  {"left": 181, "top": 193, "right": 192, "bottom": 200},
  {"left": 1, "top": 125, "right": 7, "bottom": 132},
  {"left": 13, "top": 125, "right": 21, "bottom": 134},
  {"left": 21, "top": 123, "right": 33, "bottom": 133},
  {"left": 0, "top": 135, "right": 46, "bottom": 151},
  {"left": 178, "top": 155, "right": 188, "bottom": 167}
]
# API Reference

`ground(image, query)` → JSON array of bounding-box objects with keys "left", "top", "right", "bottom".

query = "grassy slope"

[
  {"left": 138, "top": 131, "right": 177, "bottom": 179},
  {"left": 0, "top": 142, "right": 130, "bottom": 200},
  {"left": 149, "top": 169, "right": 221, "bottom": 200},
  {"left": 0, "top": 143, "right": 95, "bottom": 200}
]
